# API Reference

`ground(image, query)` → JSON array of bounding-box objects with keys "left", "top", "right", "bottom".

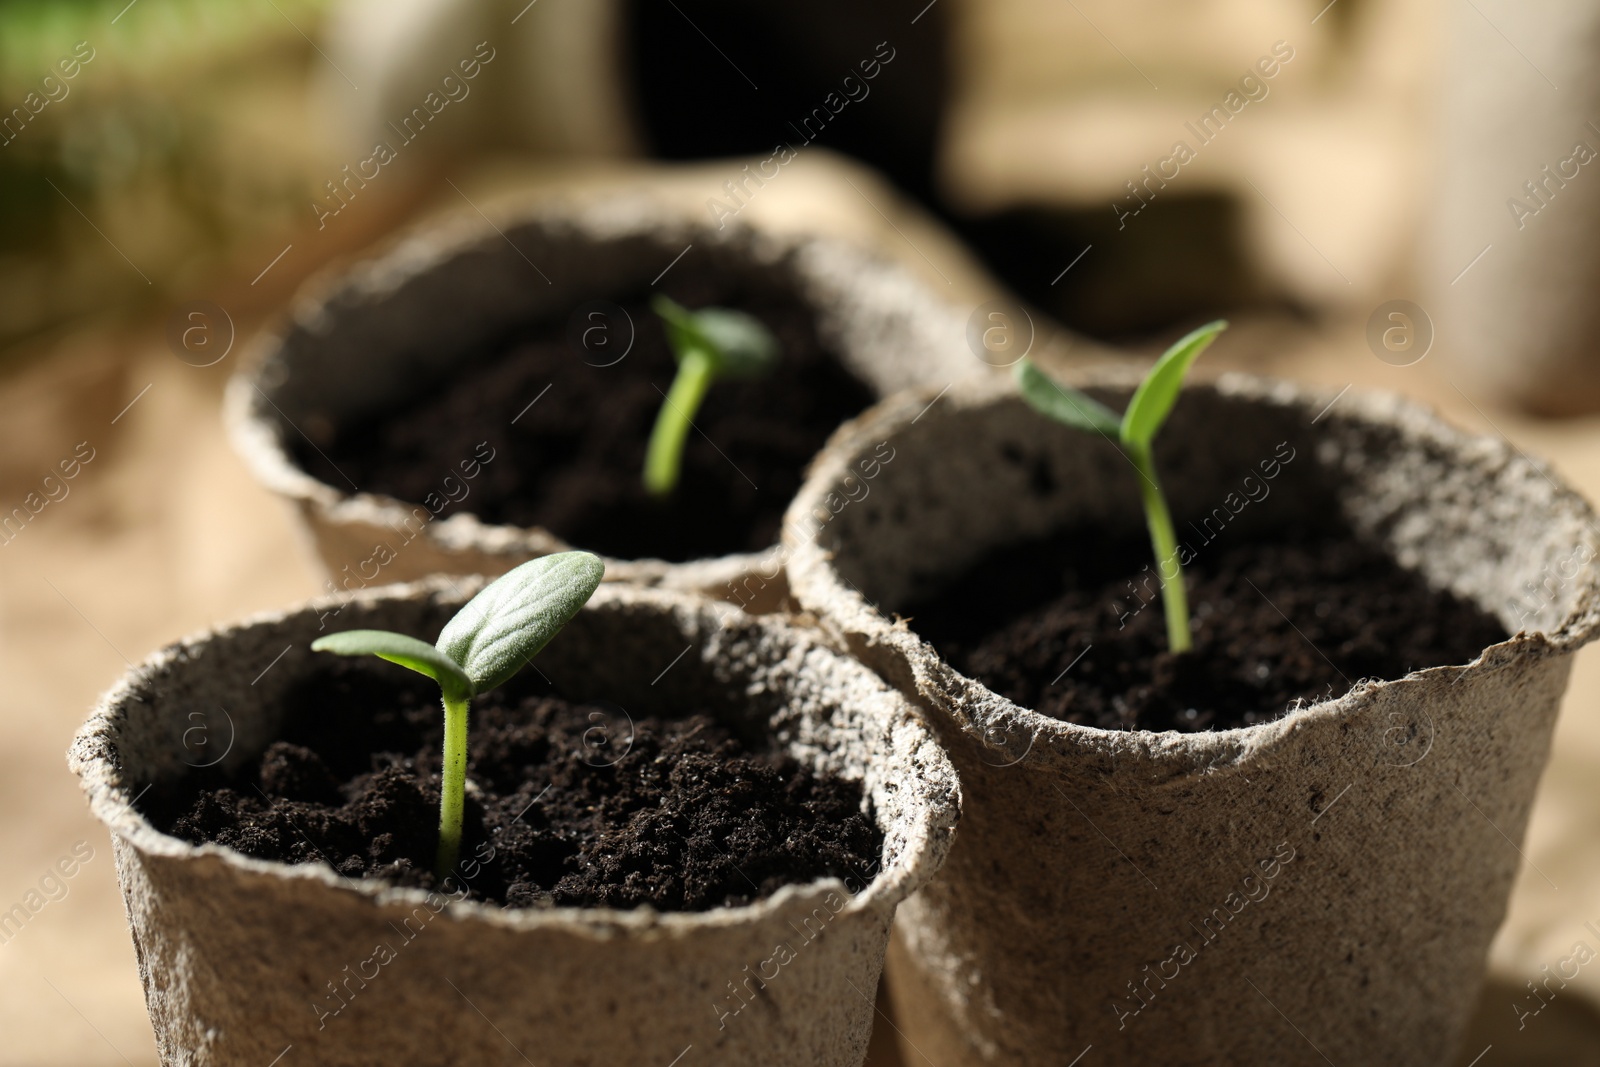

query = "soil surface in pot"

[
  {"left": 905, "top": 523, "right": 1508, "bottom": 731},
  {"left": 144, "top": 662, "right": 883, "bottom": 910},
  {"left": 291, "top": 262, "right": 875, "bottom": 562}
]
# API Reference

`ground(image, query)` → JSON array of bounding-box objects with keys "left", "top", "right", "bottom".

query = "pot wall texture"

[
  {"left": 786, "top": 372, "right": 1600, "bottom": 1065},
  {"left": 70, "top": 582, "right": 960, "bottom": 1066}
]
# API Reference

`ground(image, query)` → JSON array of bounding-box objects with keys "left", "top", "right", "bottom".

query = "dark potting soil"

[
  {"left": 290, "top": 264, "right": 876, "bottom": 562},
  {"left": 144, "top": 663, "right": 883, "bottom": 911},
  {"left": 905, "top": 525, "right": 1509, "bottom": 732}
]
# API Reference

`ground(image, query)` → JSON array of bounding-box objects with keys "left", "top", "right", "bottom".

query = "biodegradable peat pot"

[
  {"left": 68, "top": 581, "right": 959, "bottom": 1067},
  {"left": 785, "top": 370, "right": 1600, "bottom": 1065},
  {"left": 226, "top": 194, "right": 984, "bottom": 612}
]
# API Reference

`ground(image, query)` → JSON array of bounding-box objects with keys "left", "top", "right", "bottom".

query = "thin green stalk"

[
  {"left": 435, "top": 692, "right": 470, "bottom": 879},
  {"left": 1130, "top": 444, "right": 1191, "bottom": 652},
  {"left": 313, "top": 552, "right": 605, "bottom": 889},
  {"left": 644, "top": 347, "right": 716, "bottom": 497},
  {"left": 1014, "top": 320, "right": 1225, "bottom": 657}
]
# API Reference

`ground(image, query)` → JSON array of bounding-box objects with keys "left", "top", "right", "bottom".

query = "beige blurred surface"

[
  {"left": 3, "top": 157, "right": 1599, "bottom": 1065},
  {"left": 939, "top": 0, "right": 1438, "bottom": 308}
]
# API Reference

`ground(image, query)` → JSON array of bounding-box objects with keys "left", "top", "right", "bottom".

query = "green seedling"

[
  {"left": 1014, "top": 320, "right": 1228, "bottom": 654},
  {"left": 644, "top": 295, "right": 779, "bottom": 497},
  {"left": 311, "top": 551, "right": 604, "bottom": 880}
]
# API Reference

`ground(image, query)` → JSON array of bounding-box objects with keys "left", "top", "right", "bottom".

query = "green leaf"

[
  {"left": 436, "top": 551, "right": 605, "bottom": 695},
  {"left": 1119, "top": 320, "right": 1227, "bottom": 449},
  {"left": 651, "top": 295, "right": 778, "bottom": 378},
  {"left": 691, "top": 308, "right": 779, "bottom": 376},
  {"left": 312, "top": 630, "right": 471, "bottom": 700},
  {"left": 652, "top": 294, "right": 697, "bottom": 335},
  {"left": 1014, "top": 358, "right": 1123, "bottom": 436}
]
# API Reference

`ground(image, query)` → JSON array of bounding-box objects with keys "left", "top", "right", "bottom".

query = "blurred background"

[{"left": 5, "top": 0, "right": 1600, "bottom": 1062}]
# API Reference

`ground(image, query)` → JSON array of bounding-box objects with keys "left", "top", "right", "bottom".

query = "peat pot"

[
  {"left": 68, "top": 581, "right": 960, "bottom": 1066},
  {"left": 226, "top": 194, "right": 984, "bottom": 612},
  {"left": 785, "top": 370, "right": 1600, "bottom": 1065}
]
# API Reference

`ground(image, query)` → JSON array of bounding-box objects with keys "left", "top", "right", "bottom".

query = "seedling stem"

[
  {"left": 311, "top": 551, "right": 604, "bottom": 880},
  {"left": 644, "top": 345, "right": 716, "bottom": 497},
  {"left": 1014, "top": 320, "right": 1227, "bottom": 654},
  {"left": 437, "top": 691, "right": 471, "bottom": 875},
  {"left": 644, "top": 296, "right": 779, "bottom": 497},
  {"left": 1129, "top": 442, "right": 1190, "bottom": 652}
]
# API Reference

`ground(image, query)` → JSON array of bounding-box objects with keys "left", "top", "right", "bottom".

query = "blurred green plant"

[
  {"left": 644, "top": 295, "right": 779, "bottom": 497},
  {"left": 0, "top": 0, "right": 335, "bottom": 347}
]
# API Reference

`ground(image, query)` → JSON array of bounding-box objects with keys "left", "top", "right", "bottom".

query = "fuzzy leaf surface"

[{"left": 435, "top": 551, "right": 605, "bottom": 695}]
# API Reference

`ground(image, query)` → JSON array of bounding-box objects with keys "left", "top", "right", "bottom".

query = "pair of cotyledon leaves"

[
  {"left": 1015, "top": 320, "right": 1227, "bottom": 447},
  {"left": 652, "top": 295, "right": 779, "bottom": 378},
  {"left": 311, "top": 551, "right": 605, "bottom": 702}
]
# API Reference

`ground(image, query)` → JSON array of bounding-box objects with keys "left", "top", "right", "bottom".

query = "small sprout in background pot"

[
  {"left": 1014, "top": 320, "right": 1228, "bottom": 654},
  {"left": 644, "top": 295, "right": 779, "bottom": 497},
  {"left": 312, "top": 551, "right": 605, "bottom": 880}
]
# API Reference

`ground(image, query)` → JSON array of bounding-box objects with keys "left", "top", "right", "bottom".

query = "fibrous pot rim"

[
  {"left": 68, "top": 578, "right": 961, "bottom": 940},
  {"left": 784, "top": 368, "right": 1600, "bottom": 772},
  {"left": 224, "top": 191, "right": 972, "bottom": 581}
]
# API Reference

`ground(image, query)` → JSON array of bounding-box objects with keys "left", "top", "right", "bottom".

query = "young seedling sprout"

[
  {"left": 1013, "top": 320, "right": 1228, "bottom": 654},
  {"left": 311, "top": 551, "right": 604, "bottom": 880},
  {"left": 644, "top": 295, "right": 779, "bottom": 497}
]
